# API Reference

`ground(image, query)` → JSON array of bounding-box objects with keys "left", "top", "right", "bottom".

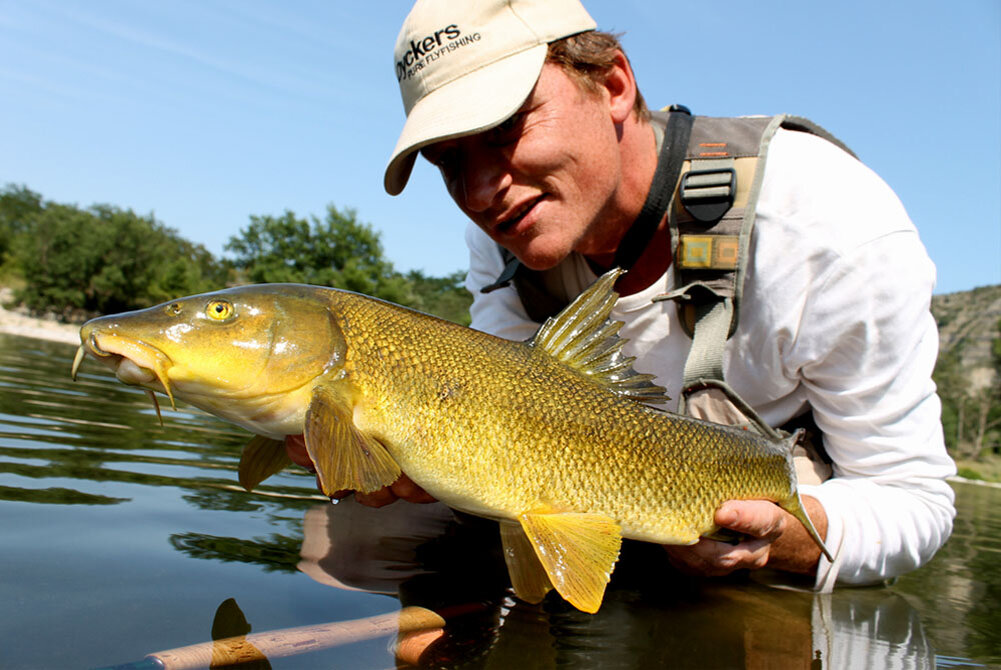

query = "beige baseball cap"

[{"left": 384, "top": 0, "right": 596, "bottom": 195}]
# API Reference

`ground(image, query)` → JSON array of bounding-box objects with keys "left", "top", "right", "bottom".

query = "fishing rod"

[{"left": 93, "top": 605, "right": 445, "bottom": 670}]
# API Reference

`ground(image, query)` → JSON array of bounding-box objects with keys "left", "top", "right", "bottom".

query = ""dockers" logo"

[{"left": 397, "top": 23, "right": 479, "bottom": 82}]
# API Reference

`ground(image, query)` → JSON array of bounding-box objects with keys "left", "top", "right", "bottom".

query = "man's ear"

[{"left": 603, "top": 51, "right": 638, "bottom": 124}]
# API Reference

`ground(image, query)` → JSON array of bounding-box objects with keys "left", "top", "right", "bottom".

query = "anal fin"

[
  {"left": 518, "top": 511, "right": 622, "bottom": 614},
  {"left": 305, "top": 383, "right": 401, "bottom": 496},
  {"left": 499, "top": 520, "right": 553, "bottom": 604}
]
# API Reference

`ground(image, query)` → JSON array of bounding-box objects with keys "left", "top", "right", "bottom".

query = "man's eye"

[
  {"left": 497, "top": 115, "right": 519, "bottom": 133},
  {"left": 421, "top": 146, "right": 450, "bottom": 168},
  {"left": 423, "top": 148, "right": 456, "bottom": 173},
  {"left": 489, "top": 113, "right": 523, "bottom": 143}
]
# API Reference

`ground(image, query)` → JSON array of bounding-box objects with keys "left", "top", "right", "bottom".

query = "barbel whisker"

[
  {"left": 71, "top": 345, "right": 86, "bottom": 381},
  {"left": 146, "top": 389, "right": 164, "bottom": 426}
]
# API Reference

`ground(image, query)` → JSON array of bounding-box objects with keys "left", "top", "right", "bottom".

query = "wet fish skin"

[
  {"left": 75, "top": 284, "right": 348, "bottom": 438},
  {"left": 73, "top": 271, "right": 830, "bottom": 613}
]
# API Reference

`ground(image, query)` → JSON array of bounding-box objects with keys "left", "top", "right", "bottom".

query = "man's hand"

[
  {"left": 663, "top": 495, "right": 828, "bottom": 576},
  {"left": 283, "top": 434, "right": 437, "bottom": 507}
]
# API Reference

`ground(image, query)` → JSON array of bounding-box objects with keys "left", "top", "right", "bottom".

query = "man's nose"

[{"left": 455, "top": 146, "right": 509, "bottom": 214}]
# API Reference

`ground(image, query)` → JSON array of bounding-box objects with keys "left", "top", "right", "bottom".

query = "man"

[{"left": 289, "top": 0, "right": 955, "bottom": 590}]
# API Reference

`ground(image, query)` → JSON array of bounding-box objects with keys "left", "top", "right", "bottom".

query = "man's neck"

[{"left": 584, "top": 117, "right": 671, "bottom": 296}]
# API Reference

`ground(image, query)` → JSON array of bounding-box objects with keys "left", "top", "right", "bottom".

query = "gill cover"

[{"left": 155, "top": 285, "right": 348, "bottom": 398}]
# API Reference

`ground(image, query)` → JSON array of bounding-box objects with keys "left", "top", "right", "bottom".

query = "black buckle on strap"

[{"left": 680, "top": 167, "right": 736, "bottom": 224}]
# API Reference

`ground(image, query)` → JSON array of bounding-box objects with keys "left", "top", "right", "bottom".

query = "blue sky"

[{"left": 2, "top": 0, "right": 998, "bottom": 294}]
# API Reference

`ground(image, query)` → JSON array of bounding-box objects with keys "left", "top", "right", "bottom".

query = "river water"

[{"left": 0, "top": 332, "right": 997, "bottom": 669}]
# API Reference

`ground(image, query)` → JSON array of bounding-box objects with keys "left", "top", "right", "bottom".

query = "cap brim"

[{"left": 383, "top": 44, "right": 547, "bottom": 195}]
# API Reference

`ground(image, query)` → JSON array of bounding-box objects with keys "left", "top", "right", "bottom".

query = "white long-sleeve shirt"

[{"left": 463, "top": 126, "right": 956, "bottom": 590}]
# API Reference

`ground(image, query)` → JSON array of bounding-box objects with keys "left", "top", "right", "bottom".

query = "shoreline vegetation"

[{"left": 951, "top": 473, "right": 1001, "bottom": 489}]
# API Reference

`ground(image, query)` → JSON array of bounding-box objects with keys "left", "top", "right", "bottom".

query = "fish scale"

[{"left": 325, "top": 288, "right": 795, "bottom": 543}]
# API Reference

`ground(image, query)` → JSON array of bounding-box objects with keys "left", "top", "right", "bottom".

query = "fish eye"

[
  {"left": 205, "top": 299, "right": 235, "bottom": 321},
  {"left": 164, "top": 302, "right": 182, "bottom": 316}
]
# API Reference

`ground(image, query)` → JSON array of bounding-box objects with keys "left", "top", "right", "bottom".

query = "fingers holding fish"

[
  {"left": 662, "top": 500, "right": 787, "bottom": 576},
  {"left": 285, "top": 434, "right": 315, "bottom": 472},
  {"left": 714, "top": 500, "right": 787, "bottom": 546},
  {"left": 663, "top": 497, "right": 828, "bottom": 577},
  {"left": 664, "top": 539, "right": 771, "bottom": 577},
  {"left": 348, "top": 475, "right": 437, "bottom": 507},
  {"left": 387, "top": 475, "right": 437, "bottom": 505}
]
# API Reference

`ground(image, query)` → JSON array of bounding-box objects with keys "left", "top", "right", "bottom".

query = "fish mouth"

[{"left": 72, "top": 332, "right": 176, "bottom": 409}]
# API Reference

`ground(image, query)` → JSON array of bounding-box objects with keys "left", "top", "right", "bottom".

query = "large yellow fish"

[{"left": 72, "top": 270, "right": 830, "bottom": 613}]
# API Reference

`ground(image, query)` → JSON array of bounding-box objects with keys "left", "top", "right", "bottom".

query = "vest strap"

[
  {"left": 613, "top": 105, "right": 693, "bottom": 270},
  {"left": 682, "top": 297, "right": 732, "bottom": 387},
  {"left": 481, "top": 253, "right": 520, "bottom": 294}
]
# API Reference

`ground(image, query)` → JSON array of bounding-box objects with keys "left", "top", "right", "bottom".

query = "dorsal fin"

[{"left": 530, "top": 269, "right": 668, "bottom": 405}]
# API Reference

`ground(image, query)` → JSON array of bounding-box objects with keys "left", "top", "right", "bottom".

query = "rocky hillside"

[{"left": 932, "top": 284, "right": 1001, "bottom": 391}]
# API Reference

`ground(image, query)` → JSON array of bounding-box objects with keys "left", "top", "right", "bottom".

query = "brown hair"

[{"left": 546, "top": 31, "right": 650, "bottom": 121}]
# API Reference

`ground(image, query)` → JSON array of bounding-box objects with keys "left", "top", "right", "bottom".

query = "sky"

[{"left": 1, "top": 0, "right": 999, "bottom": 295}]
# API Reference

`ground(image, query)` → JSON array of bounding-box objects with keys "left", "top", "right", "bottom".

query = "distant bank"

[{"left": 0, "top": 288, "right": 78, "bottom": 345}]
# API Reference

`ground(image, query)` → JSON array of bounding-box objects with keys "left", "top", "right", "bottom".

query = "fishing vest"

[{"left": 483, "top": 108, "right": 856, "bottom": 485}]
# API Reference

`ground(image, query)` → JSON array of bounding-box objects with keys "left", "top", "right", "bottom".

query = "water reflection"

[
  {"left": 294, "top": 498, "right": 938, "bottom": 669},
  {"left": 170, "top": 532, "right": 303, "bottom": 573},
  {"left": 209, "top": 598, "right": 273, "bottom": 670},
  {"left": 894, "top": 482, "right": 1001, "bottom": 666},
  {"left": 0, "top": 333, "right": 321, "bottom": 512}
]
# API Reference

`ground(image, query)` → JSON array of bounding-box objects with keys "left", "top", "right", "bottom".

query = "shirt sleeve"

[
  {"left": 799, "top": 236, "right": 956, "bottom": 589},
  {"left": 754, "top": 130, "right": 957, "bottom": 589}
]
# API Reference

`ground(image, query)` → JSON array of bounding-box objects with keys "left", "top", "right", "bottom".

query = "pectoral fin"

[
  {"left": 499, "top": 520, "right": 553, "bottom": 604},
  {"left": 518, "top": 511, "right": 622, "bottom": 614},
  {"left": 304, "top": 383, "right": 401, "bottom": 496},
  {"left": 238, "top": 435, "right": 292, "bottom": 492}
]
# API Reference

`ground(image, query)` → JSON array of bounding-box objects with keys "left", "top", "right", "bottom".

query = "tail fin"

[
  {"left": 780, "top": 492, "right": 833, "bottom": 563},
  {"left": 781, "top": 430, "right": 833, "bottom": 562}
]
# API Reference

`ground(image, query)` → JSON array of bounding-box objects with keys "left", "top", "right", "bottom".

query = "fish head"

[{"left": 74, "top": 284, "right": 346, "bottom": 432}]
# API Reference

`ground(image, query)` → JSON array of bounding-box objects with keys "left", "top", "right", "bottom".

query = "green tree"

[
  {"left": 4, "top": 187, "right": 474, "bottom": 326},
  {"left": 13, "top": 202, "right": 226, "bottom": 316},
  {"left": 0, "top": 184, "right": 44, "bottom": 269},
  {"left": 982, "top": 318, "right": 1001, "bottom": 456},
  {"left": 934, "top": 318, "right": 1001, "bottom": 458},
  {"left": 407, "top": 269, "right": 473, "bottom": 325},
  {"left": 225, "top": 205, "right": 414, "bottom": 305},
  {"left": 934, "top": 347, "right": 966, "bottom": 452}
]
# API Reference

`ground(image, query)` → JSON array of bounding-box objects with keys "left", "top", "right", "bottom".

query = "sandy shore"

[{"left": 0, "top": 289, "right": 81, "bottom": 345}]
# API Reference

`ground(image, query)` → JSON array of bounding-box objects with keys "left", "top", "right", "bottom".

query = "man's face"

[{"left": 420, "top": 63, "right": 630, "bottom": 271}]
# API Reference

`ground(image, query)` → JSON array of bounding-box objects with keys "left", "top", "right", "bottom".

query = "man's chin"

[
  {"left": 501, "top": 240, "right": 571, "bottom": 272},
  {"left": 511, "top": 250, "right": 564, "bottom": 272}
]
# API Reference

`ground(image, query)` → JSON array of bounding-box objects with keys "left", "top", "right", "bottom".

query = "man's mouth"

[{"left": 494, "top": 196, "right": 544, "bottom": 236}]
